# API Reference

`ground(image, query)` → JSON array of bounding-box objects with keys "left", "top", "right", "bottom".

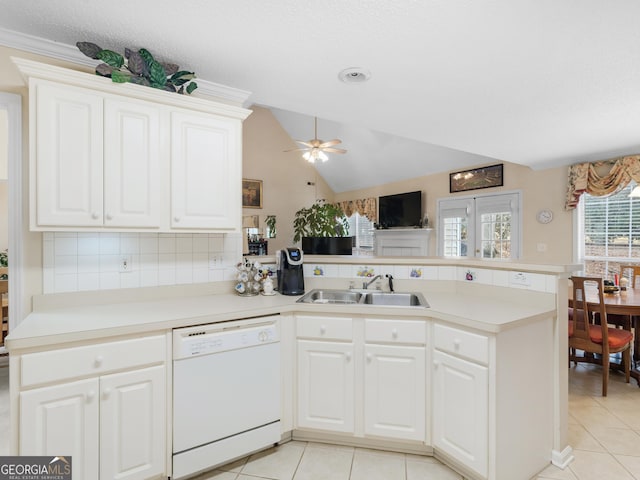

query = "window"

[
  {"left": 346, "top": 213, "right": 375, "bottom": 256},
  {"left": 579, "top": 183, "right": 640, "bottom": 277},
  {"left": 437, "top": 192, "right": 520, "bottom": 259}
]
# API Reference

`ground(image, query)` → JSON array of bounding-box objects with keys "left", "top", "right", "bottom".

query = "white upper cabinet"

[
  {"left": 103, "top": 98, "right": 162, "bottom": 228},
  {"left": 34, "top": 81, "right": 104, "bottom": 227},
  {"left": 16, "top": 57, "right": 251, "bottom": 232},
  {"left": 171, "top": 110, "right": 241, "bottom": 230}
]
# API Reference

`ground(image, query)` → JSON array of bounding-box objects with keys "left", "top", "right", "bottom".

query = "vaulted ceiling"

[{"left": 1, "top": 1, "right": 639, "bottom": 192}]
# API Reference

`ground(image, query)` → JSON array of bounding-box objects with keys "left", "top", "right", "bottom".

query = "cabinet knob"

[
  {"left": 433, "top": 359, "right": 441, "bottom": 368},
  {"left": 392, "top": 328, "right": 398, "bottom": 339},
  {"left": 105, "top": 213, "right": 113, "bottom": 221},
  {"left": 320, "top": 325, "right": 326, "bottom": 334},
  {"left": 174, "top": 217, "right": 181, "bottom": 223},
  {"left": 91, "top": 212, "right": 100, "bottom": 220},
  {"left": 86, "top": 390, "right": 96, "bottom": 402},
  {"left": 345, "top": 352, "right": 352, "bottom": 361},
  {"left": 102, "top": 388, "right": 111, "bottom": 399},
  {"left": 366, "top": 353, "right": 372, "bottom": 362},
  {"left": 95, "top": 355, "right": 104, "bottom": 366},
  {"left": 453, "top": 339, "right": 461, "bottom": 349}
]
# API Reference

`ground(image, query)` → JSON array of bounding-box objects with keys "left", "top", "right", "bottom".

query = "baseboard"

[{"left": 551, "top": 445, "right": 575, "bottom": 469}]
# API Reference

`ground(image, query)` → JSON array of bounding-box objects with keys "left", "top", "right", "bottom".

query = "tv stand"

[{"left": 374, "top": 228, "right": 432, "bottom": 256}]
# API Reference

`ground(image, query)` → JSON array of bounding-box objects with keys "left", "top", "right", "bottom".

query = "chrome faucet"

[{"left": 362, "top": 275, "right": 383, "bottom": 289}]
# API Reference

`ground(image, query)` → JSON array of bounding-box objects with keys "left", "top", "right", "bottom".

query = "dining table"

[{"left": 570, "top": 285, "right": 640, "bottom": 386}]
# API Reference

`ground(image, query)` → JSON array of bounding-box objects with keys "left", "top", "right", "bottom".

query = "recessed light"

[{"left": 338, "top": 67, "right": 371, "bottom": 83}]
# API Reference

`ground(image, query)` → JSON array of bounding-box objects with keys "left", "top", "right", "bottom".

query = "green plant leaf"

[
  {"left": 96, "top": 50, "right": 124, "bottom": 68},
  {"left": 111, "top": 70, "right": 131, "bottom": 83},
  {"left": 138, "top": 48, "right": 155, "bottom": 65},
  {"left": 186, "top": 82, "right": 198, "bottom": 94},
  {"left": 76, "top": 41, "right": 102, "bottom": 59},
  {"left": 170, "top": 70, "right": 196, "bottom": 81},
  {"left": 148, "top": 61, "right": 167, "bottom": 88}
]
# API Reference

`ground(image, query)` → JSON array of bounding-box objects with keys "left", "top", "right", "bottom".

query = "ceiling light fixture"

[
  {"left": 284, "top": 117, "right": 347, "bottom": 163},
  {"left": 629, "top": 185, "right": 640, "bottom": 197},
  {"left": 338, "top": 67, "right": 371, "bottom": 83}
]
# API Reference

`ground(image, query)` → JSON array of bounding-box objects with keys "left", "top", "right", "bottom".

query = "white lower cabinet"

[
  {"left": 297, "top": 339, "right": 355, "bottom": 433},
  {"left": 432, "top": 349, "right": 488, "bottom": 477},
  {"left": 17, "top": 335, "right": 167, "bottom": 480},
  {"left": 364, "top": 343, "right": 426, "bottom": 441},
  {"left": 20, "top": 378, "right": 99, "bottom": 480},
  {"left": 295, "top": 315, "right": 426, "bottom": 443}
]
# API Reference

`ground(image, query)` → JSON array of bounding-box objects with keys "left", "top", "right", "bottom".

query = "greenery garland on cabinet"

[{"left": 76, "top": 42, "right": 198, "bottom": 94}]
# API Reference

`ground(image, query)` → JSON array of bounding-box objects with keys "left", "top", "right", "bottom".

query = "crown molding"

[{"left": 0, "top": 27, "right": 252, "bottom": 106}]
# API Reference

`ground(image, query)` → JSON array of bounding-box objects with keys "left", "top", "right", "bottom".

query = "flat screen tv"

[{"left": 378, "top": 191, "right": 422, "bottom": 228}]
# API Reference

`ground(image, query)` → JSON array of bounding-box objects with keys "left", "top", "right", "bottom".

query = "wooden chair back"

[
  {"left": 620, "top": 265, "right": 640, "bottom": 288},
  {"left": 570, "top": 276, "right": 607, "bottom": 356}
]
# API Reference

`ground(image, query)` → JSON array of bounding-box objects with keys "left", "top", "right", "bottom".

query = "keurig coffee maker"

[{"left": 276, "top": 248, "right": 304, "bottom": 295}]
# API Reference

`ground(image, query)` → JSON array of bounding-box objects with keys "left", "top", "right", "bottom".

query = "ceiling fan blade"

[
  {"left": 319, "top": 139, "right": 342, "bottom": 148},
  {"left": 283, "top": 147, "right": 310, "bottom": 153},
  {"left": 323, "top": 147, "right": 347, "bottom": 154},
  {"left": 294, "top": 140, "right": 314, "bottom": 148}
]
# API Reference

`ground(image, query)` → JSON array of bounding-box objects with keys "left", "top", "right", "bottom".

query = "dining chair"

[
  {"left": 620, "top": 265, "right": 640, "bottom": 288},
  {"left": 0, "top": 268, "right": 7, "bottom": 345},
  {"left": 569, "top": 276, "right": 633, "bottom": 396}
]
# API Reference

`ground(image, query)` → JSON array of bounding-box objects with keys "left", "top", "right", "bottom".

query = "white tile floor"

[{"left": 1, "top": 358, "right": 639, "bottom": 479}]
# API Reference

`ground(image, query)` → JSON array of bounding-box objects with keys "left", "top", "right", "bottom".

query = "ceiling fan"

[{"left": 285, "top": 116, "right": 347, "bottom": 163}]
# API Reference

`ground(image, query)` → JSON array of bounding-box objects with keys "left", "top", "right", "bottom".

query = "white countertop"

[{"left": 7, "top": 288, "right": 557, "bottom": 351}]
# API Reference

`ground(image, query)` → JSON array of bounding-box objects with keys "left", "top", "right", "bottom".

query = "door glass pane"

[
  {"left": 479, "top": 211, "right": 511, "bottom": 259},
  {"left": 443, "top": 217, "right": 468, "bottom": 257}
]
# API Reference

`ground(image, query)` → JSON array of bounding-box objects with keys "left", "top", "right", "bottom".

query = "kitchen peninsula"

[{"left": 7, "top": 256, "right": 576, "bottom": 480}]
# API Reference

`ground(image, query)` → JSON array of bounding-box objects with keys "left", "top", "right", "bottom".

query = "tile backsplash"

[{"left": 43, "top": 232, "right": 242, "bottom": 294}]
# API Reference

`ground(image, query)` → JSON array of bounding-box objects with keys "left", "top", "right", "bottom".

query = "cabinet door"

[
  {"left": 34, "top": 81, "right": 103, "bottom": 227},
  {"left": 100, "top": 365, "right": 166, "bottom": 480},
  {"left": 103, "top": 99, "right": 162, "bottom": 228},
  {"left": 20, "top": 378, "right": 100, "bottom": 480},
  {"left": 171, "top": 111, "right": 241, "bottom": 230},
  {"left": 364, "top": 344, "right": 426, "bottom": 441},
  {"left": 297, "top": 340, "right": 355, "bottom": 433},
  {"left": 432, "top": 350, "right": 488, "bottom": 477}
]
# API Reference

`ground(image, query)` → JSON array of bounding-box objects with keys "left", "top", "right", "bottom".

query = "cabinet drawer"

[
  {"left": 296, "top": 315, "right": 353, "bottom": 341},
  {"left": 21, "top": 335, "right": 166, "bottom": 387},
  {"left": 365, "top": 319, "right": 426, "bottom": 344},
  {"left": 433, "top": 324, "right": 489, "bottom": 364}
]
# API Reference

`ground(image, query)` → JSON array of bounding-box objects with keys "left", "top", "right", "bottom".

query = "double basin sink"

[{"left": 296, "top": 289, "right": 429, "bottom": 308}]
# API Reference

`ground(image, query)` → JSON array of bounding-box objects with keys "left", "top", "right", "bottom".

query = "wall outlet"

[
  {"left": 209, "top": 255, "right": 218, "bottom": 270},
  {"left": 510, "top": 271, "right": 531, "bottom": 286},
  {"left": 119, "top": 256, "right": 133, "bottom": 273}
]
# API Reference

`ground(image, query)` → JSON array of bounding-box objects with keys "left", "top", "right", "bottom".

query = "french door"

[{"left": 437, "top": 191, "right": 521, "bottom": 259}]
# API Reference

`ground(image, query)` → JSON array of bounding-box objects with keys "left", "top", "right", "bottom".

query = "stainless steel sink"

[
  {"left": 296, "top": 289, "right": 428, "bottom": 307},
  {"left": 362, "top": 291, "right": 428, "bottom": 307},
  {"left": 296, "top": 289, "right": 363, "bottom": 304}
]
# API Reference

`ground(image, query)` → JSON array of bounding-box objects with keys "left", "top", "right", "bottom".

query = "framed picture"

[
  {"left": 242, "top": 179, "right": 263, "bottom": 208},
  {"left": 449, "top": 164, "right": 504, "bottom": 193}
]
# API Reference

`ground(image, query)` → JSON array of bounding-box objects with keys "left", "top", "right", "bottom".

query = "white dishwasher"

[{"left": 172, "top": 315, "right": 281, "bottom": 479}]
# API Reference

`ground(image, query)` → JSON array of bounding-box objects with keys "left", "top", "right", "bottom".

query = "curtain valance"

[
  {"left": 338, "top": 197, "right": 377, "bottom": 222},
  {"left": 565, "top": 155, "right": 640, "bottom": 210}
]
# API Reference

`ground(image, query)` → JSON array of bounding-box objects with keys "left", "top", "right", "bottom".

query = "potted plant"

[{"left": 293, "top": 200, "right": 353, "bottom": 255}]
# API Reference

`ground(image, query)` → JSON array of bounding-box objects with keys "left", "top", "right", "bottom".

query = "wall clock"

[{"left": 536, "top": 209, "right": 553, "bottom": 224}]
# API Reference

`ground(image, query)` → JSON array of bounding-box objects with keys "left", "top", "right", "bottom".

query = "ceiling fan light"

[
  {"left": 318, "top": 151, "right": 328, "bottom": 162},
  {"left": 302, "top": 151, "right": 313, "bottom": 162}
]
